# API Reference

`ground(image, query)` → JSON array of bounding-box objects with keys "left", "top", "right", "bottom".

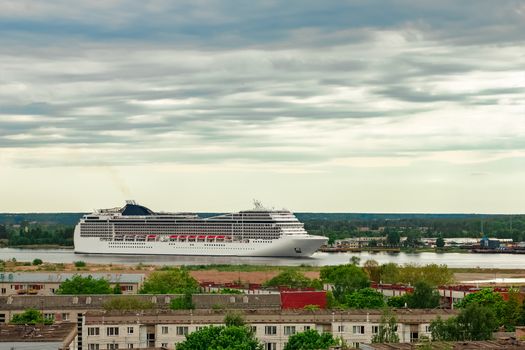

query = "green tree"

[
  {"left": 502, "top": 289, "right": 521, "bottom": 331},
  {"left": 380, "top": 263, "right": 401, "bottom": 284},
  {"left": 455, "top": 288, "right": 504, "bottom": 309},
  {"left": 320, "top": 264, "right": 370, "bottom": 303},
  {"left": 345, "top": 288, "right": 385, "bottom": 309},
  {"left": 396, "top": 263, "right": 454, "bottom": 286},
  {"left": 176, "top": 326, "right": 262, "bottom": 350},
  {"left": 403, "top": 230, "right": 422, "bottom": 248},
  {"left": 371, "top": 310, "right": 399, "bottom": 343},
  {"left": 430, "top": 304, "right": 497, "bottom": 341},
  {"left": 456, "top": 304, "right": 497, "bottom": 340},
  {"left": 11, "top": 309, "right": 52, "bottom": 325},
  {"left": 407, "top": 281, "right": 440, "bottom": 309},
  {"left": 436, "top": 236, "right": 445, "bottom": 248},
  {"left": 103, "top": 296, "right": 155, "bottom": 311},
  {"left": 264, "top": 269, "right": 322, "bottom": 289},
  {"left": 430, "top": 316, "right": 459, "bottom": 341},
  {"left": 363, "top": 260, "right": 381, "bottom": 282},
  {"left": 386, "top": 230, "right": 400, "bottom": 247},
  {"left": 170, "top": 293, "right": 195, "bottom": 310},
  {"left": 32, "top": 258, "right": 43, "bottom": 265},
  {"left": 113, "top": 283, "right": 122, "bottom": 294},
  {"left": 56, "top": 275, "right": 112, "bottom": 294},
  {"left": 387, "top": 294, "right": 410, "bottom": 308},
  {"left": 284, "top": 329, "right": 336, "bottom": 350},
  {"left": 140, "top": 269, "right": 200, "bottom": 294},
  {"left": 224, "top": 312, "right": 245, "bottom": 327}
]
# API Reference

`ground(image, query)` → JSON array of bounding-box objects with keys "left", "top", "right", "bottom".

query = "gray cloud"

[{"left": 0, "top": 0, "right": 524, "bottom": 170}]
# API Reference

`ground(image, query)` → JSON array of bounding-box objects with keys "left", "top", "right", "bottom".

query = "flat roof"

[
  {"left": 0, "top": 272, "right": 144, "bottom": 284},
  {"left": 84, "top": 309, "right": 458, "bottom": 325},
  {"left": 0, "top": 322, "right": 76, "bottom": 342}
]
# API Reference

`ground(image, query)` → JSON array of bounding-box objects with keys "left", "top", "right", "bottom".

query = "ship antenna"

[{"left": 253, "top": 199, "right": 265, "bottom": 210}]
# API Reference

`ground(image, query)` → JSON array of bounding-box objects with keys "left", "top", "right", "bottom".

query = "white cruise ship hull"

[{"left": 74, "top": 226, "right": 326, "bottom": 258}]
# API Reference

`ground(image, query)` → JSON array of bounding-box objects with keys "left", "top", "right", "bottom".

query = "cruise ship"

[{"left": 74, "top": 201, "right": 327, "bottom": 257}]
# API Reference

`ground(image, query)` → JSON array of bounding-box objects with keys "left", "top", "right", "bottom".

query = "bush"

[
  {"left": 140, "top": 269, "right": 200, "bottom": 294},
  {"left": 263, "top": 269, "right": 322, "bottom": 289},
  {"left": 220, "top": 288, "right": 242, "bottom": 294},
  {"left": 74, "top": 261, "right": 86, "bottom": 268},
  {"left": 103, "top": 296, "right": 155, "bottom": 311},
  {"left": 56, "top": 275, "right": 112, "bottom": 294},
  {"left": 32, "top": 258, "right": 43, "bottom": 266},
  {"left": 224, "top": 312, "right": 245, "bottom": 327},
  {"left": 11, "top": 309, "right": 52, "bottom": 325},
  {"left": 170, "top": 293, "right": 194, "bottom": 310}
]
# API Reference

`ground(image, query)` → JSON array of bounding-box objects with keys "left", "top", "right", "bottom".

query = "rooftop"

[
  {"left": 361, "top": 340, "right": 525, "bottom": 350},
  {"left": 84, "top": 308, "right": 458, "bottom": 325},
  {"left": 0, "top": 322, "right": 76, "bottom": 342},
  {"left": 0, "top": 272, "right": 144, "bottom": 284}
]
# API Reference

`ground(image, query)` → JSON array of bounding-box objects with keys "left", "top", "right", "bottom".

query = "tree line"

[
  {"left": 1, "top": 224, "right": 74, "bottom": 246},
  {"left": 304, "top": 215, "right": 525, "bottom": 243}
]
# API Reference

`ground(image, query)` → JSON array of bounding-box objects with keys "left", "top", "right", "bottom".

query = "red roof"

[
  {"left": 188, "top": 236, "right": 196, "bottom": 239},
  {"left": 147, "top": 235, "right": 156, "bottom": 238},
  {"left": 169, "top": 235, "right": 178, "bottom": 239},
  {"left": 198, "top": 235, "right": 206, "bottom": 239},
  {"left": 207, "top": 235, "right": 216, "bottom": 239},
  {"left": 216, "top": 235, "right": 225, "bottom": 239}
]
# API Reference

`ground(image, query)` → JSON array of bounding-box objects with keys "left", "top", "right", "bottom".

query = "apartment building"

[
  {"left": 0, "top": 293, "right": 281, "bottom": 325},
  {"left": 0, "top": 273, "right": 145, "bottom": 296},
  {"left": 82, "top": 309, "right": 457, "bottom": 350}
]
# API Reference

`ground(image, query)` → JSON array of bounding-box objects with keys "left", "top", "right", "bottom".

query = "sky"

[{"left": 0, "top": 1, "right": 524, "bottom": 213}]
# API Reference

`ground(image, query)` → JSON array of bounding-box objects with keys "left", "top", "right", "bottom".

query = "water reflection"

[{"left": 1, "top": 248, "right": 524, "bottom": 268}]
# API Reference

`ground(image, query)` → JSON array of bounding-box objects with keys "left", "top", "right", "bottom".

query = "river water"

[{"left": 1, "top": 248, "right": 525, "bottom": 268}]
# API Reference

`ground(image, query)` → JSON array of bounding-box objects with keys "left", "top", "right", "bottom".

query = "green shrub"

[
  {"left": 170, "top": 293, "right": 194, "bottom": 310},
  {"left": 74, "top": 261, "right": 86, "bottom": 268},
  {"left": 32, "top": 258, "right": 43, "bottom": 266},
  {"left": 103, "top": 296, "right": 155, "bottom": 311},
  {"left": 11, "top": 309, "right": 52, "bottom": 325}
]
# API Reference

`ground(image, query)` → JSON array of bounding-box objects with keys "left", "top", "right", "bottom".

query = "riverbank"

[{"left": 2, "top": 260, "right": 525, "bottom": 285}]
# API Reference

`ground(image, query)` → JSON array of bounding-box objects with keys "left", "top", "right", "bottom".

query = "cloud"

[{"left": 0, "top": 1, "right": 524, "bottom": 173}]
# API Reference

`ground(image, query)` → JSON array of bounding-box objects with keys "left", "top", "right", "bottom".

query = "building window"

[
  {"left": 107, "top": 327, "right": 119, "bottom": 336},
  {"left": 162, "top": 326, "right": 169, "bottom": 334},
  {"left": 304, "top": 326, "right": 311, "bottom": 331},
  {"left": 1, "top": 288, "right": 5, "bottom": 294},
  {"left": 284, "top": 326, "right": 296, "bottom": 336},
  {"left": 44, "top": 313, "right": 54, "bottom": 321},
  {"left": 372, "top": 326, "right": 379, "bottom": 334},
  {"left": 127, "top": 345, "right": 134, "bottom": 349},
  {"left": 107, "top": 344, "right": 119, "bottom": 350},
  {"left": 250, "top": 326, "right": 257, "bottom": 333},
  {"left": 88, "top": 344, "right": 100, "bottom": 350},
  {"left": 337, "top": 325, "right": 344, "bottom": 333},
  {"left": 161, "top": 344, "right": 168, "bottom": 348},
  {"left": 61, "top": 313, "right": 69, "bottom": 321},
  {"left": 352, "top": 325, "right": 365, "bottom": 334},
  {"left": 127, "top": 327, "right": 134, "bottom": 335},
  {"left": 425, "top": 325, "right": 431, "bottom": 333},
  {"left": 265, "top": 326, "right": 277, "bottom": 335},
  {"left": 265, "top": 343, "right": 276, "bottom": 350},
  {"left": 176, "top": 326, "right": 189, "bottom": 335},
  {"left": 88, "top": 327, "right": 100, "bottom": 336}
]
